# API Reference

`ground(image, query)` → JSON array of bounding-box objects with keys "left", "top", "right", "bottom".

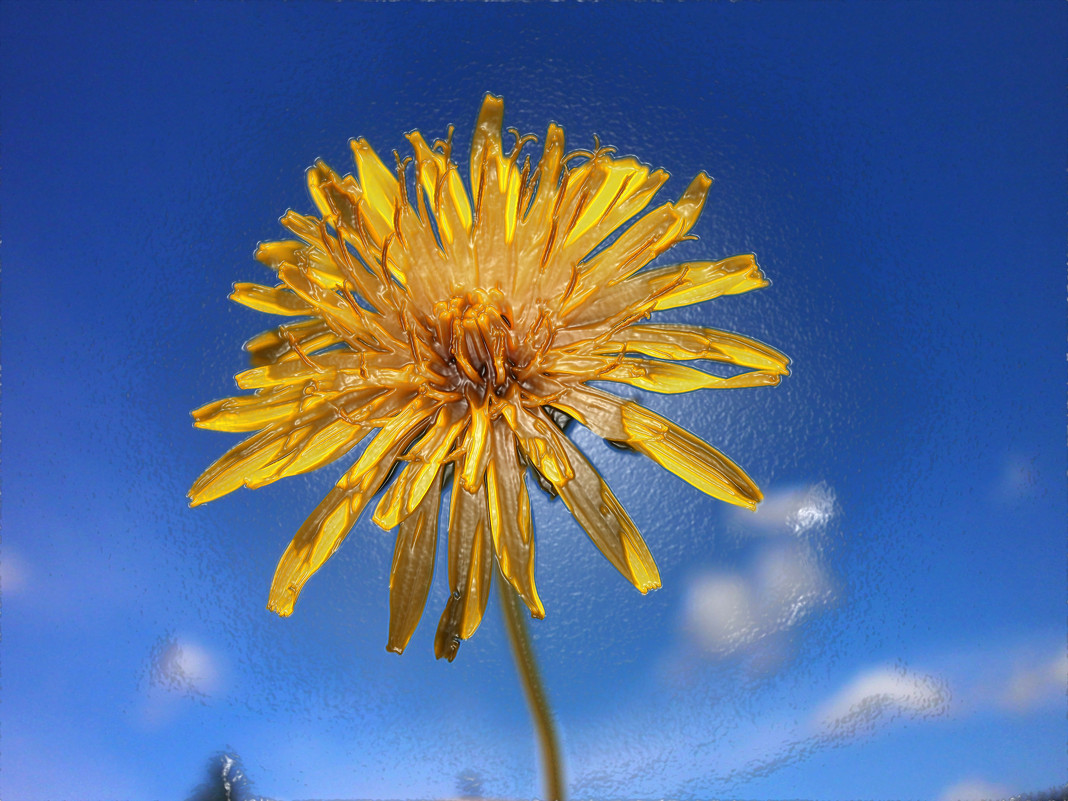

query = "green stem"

[{"left": 497, "top": 568, "right": 566, "bottom": 801}]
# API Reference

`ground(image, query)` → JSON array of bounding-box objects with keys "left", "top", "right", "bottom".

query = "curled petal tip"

[
  {"left": 434, "top": 636, "right": 461, "bottom": 662},
  {"left": 266, "top": 595, "right": 295, "bottom": 618}
]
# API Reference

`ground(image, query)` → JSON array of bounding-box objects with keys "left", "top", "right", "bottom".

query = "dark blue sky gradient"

[{"left": 2, "top": 2, "right": 1065, "bottom": 799}]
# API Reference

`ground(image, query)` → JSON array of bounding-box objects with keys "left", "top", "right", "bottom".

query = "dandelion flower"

[{"left": 190, "top": 95, "right": 788, "bottom": 661}]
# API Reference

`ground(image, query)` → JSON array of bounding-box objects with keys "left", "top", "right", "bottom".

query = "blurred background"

[{"left": 2, "top": 2, "right": 1064, "bottom": 799}]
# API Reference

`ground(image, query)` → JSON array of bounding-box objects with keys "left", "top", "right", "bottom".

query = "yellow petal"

[
  {"left": 620, "top": 402, "right": 762, "bottom": 510},
  {"left": 190, "top": 400, "right": 387, "bottom": 503},
  {"left": 276, "top": 213, "right": 348, "bottom": 288},
  {"left": 188, "top": 429, "right": 290, "bottom": 506},
  {"left": 565, "top": 253, "right": 768, "bottom": 329},
  {"left": 230, "top": 283, "right": 312, "bottom": 316},
  {"left": 255, "top": 240, "right": 304, "bottom": 272},
  {"left": 596, "top": 323, "right": 791, "bottom": 374},
  {"left": 512, "top": 122, "right": 566, "bottom": 295},
  {"left": 563, "top": 173, "right": 712, "bottom": 318},
  {"left": 468, "top": 94, "right": 521, "bottom": 284},
  {"left": 386, "top": 469, "right": 442, "bottom": 654},
  {"left": 469, "top": 94, "right": 509, "bottom": 215},
  {"left": 372, "top": 406, "right": 465, "bottom": 529},
  {"left": 244, "top": 320, "right": 338, "bottom": 367},
  {"left": 561, "top": 157, "right": 668, "bottom": 261},
  {"left": 458, "top": 393, "right": 492, "bottom": 492},
  {"left": 267, "top": 399, "right": 435, "bottom": 617},
  {"left": 248, "top": 418, "right": 368, "bottom": 489},
  {"left": 192, "top": 386, "right": 308, "bottom": 432},
  {"left": 234, "top": 359, "right": 336, "bottom": 391},
  {"left": 549, "top": 384, "right": 627, "bottom": 443},
  {"left": 434, "top": 478, "right": 493, "bottom": 661},
  {"left": 407, "top": 130, "right": 473, "bottom": 246},
  {"left": 598, "top": 358, "right": 783, "bottom": 393},
  {"left": 277, "top": 264, "right": 396, "bottom": 352},
  {"left": 307, "top": 160, "right": 362, "bottom": 231},
  {"left": 498, "top": 400, "right": 574, "bottom": 488},
  {"left": 650, "top": 254, "right": 770, "bottom": 311},
  {"left": 350, "top": 138, "right": 401, "bottom": 246},
  {"left": 485, "top": 421, "right": 543, "bottom": 618},
  {"left": 554, "top": 434, "right": 660, "bottom": 593}
]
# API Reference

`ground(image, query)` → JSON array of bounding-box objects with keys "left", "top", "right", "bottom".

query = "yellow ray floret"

[{"left": 190, "top": 94, "right": 787, "bottom": 659}]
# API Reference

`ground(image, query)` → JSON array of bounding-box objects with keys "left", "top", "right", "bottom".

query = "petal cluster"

[{"left": 190, "top": 95, "right": 788, "bottom": 660}]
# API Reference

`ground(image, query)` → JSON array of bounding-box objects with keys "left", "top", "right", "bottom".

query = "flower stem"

[{"left": 497, "top": 568, "right": 566, "bottom": 801}]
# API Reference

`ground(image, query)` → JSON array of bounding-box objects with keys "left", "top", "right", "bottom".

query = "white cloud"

[
  {"left": 1, "top": 548, "right": 29, "bottom": 596},
  {"left": 998, "top": 650, "right": 1067, "bottom": 713},
  {"left": 148, "top": 635, "right": 221, "bottom": 698},
  {"left": 938, "top": 778, "right": 1013, "bottom": 801},
  {"left": 735, "top": 482, "right": 838, "bottom": 536},
  {"left": 682, "top": 483, "right": 838, "bottom": 661},
  {"left": 814, "top": 665, "right": 949, "bottom": 736},
  {"left": 684, "top": 540, "right": 833, "bottom": 657},
  {"left": 996, "top": 454, "right": 1040, "bottom": 502},
  {"left": 134, "top": 635, "right": 225, "bottom": 729},
  {"left": 685, "top": 572, "right": 753, "bottom": 653}
]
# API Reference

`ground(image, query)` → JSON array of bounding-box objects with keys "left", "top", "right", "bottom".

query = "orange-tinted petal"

[
  {"left": 554, "top": 435, "right": 660, "bottom": 593},
  {"left": 387, "top": 469, "right": 443, "bottom": 654},
  {"left": 485, "top": 421, "right": 543, "bottom": 618},
  {"left": 434, "top": 478, "right": 493, "bottom": 661}
]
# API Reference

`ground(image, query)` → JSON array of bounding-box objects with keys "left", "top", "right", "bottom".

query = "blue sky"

[{"left": 1, "top": 2, "right": 1064, "bottom": 799}]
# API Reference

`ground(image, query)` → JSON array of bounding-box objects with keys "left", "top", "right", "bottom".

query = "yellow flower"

[{"left": 190, "top": 95, "right": 788, "bottom": 661}]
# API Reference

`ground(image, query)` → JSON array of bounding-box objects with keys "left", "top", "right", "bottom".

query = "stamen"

[
  {"left": 558, "top": 185, "right": 592, "bottom": 244},
  {"left": 540, "top": 169, "right": 572, "bottom": 270},
  {"left": 391, "top": 202, "right": 407, "bottom": 250},
  {"left": 431, "top": 124, "right": 455, "bottom": 160},
  {"left": 284, "top": 330, "right": 326, "bottom": 373},
  {"left": 598, "top": 173, "right": 633, "bottom": 227},
  {"left": 562, "top": 149, "right": 594, "bottom": 166},
  {"left": 474, "top": 154, "right": 487, "bottom": 228},
  {"left": 507, "top": 128, "right": 539, "bottom": 163},
  {"left": 392, "top": 150, "right": 412, "bottom": 206}
]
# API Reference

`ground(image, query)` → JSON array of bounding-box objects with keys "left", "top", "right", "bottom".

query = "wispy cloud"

[
  {"left": 1, "top": 547, "right": 30, "bottom": 596},
  {"left": 996, "top": 453, "right": 1041, "bottom": 503},
  {"left": 938, "top": 778, "right": 1013, "bottom": 801},
  {"left": 997, "top": 649, "right": 1066, "bottom": 714},
  {"left": 704, "top": 664, "right": 949, "bottom": 788},
  {"left": 930, "top": 636, "right": 1066, "bottom": 719},
  {"left": 814, "top": 665, "right": 950, "bottom": 737}
]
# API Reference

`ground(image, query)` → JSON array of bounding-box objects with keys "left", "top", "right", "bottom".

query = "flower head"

[{"left": 190, "top": 95, "right": 788, "bottom": 660}]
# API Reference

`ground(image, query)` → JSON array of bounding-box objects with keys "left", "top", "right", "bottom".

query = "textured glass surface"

[{"left": 2, "top": 2, "right": 1065, "bottom": 800}]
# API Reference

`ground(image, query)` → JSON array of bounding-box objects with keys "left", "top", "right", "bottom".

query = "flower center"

[{"left": 430, "top": 289, "right": 519, "bottom": 392}]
